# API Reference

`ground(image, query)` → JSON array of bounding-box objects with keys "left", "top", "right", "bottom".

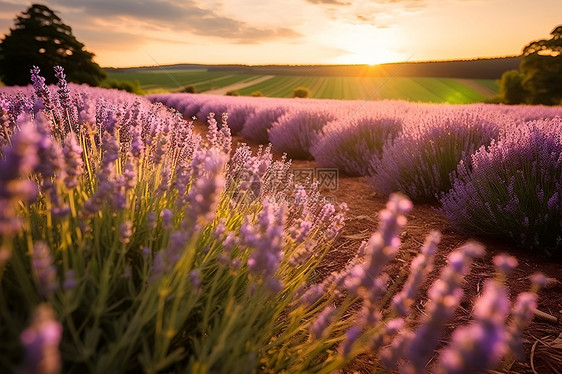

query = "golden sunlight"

[{"left": 325, "top": 24, "right": 407, "bottom": 65}]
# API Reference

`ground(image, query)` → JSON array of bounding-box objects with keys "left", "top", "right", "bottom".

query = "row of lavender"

[
  {"left": 149, "top": 93, "right": 562, "bottom": 255},
  {"left": 0, "top": 69, "right": 546, "bottom": 373}
]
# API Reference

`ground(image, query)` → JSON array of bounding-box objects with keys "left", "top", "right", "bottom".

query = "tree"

[
  {"left": 0, "top": 4, "right": 106, "bottom": 86},
  {"left": 292, "top": 87, "right": 310, "bottom": 98},
  {"left": 497, "top": 70, "right": 529, "bottom": 104},
  {"left": 520, "top": 25, "right": 562, "bottom": 105}
]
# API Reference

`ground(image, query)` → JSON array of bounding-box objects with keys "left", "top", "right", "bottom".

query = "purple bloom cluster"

[
  {"left": 369, "top": 109, "right": 500, "bottom": 202},
  {"left": 311, "top": 114, "right": 403, "bottom": 176},
  {"left": 241, "top": 200, "right": 285, "bottom": 292},
  {"left": 241, "top": 105, "right": 288, "bottom": 143},
  {"left": 0, "top": 119, "right": 41, "bottom": 236},
  {"left": 441, "top": 119, "right": 562, "bottom": 253},
  {"left": 381, "top": 242, "right": 485, "bottom": 373},
  {"left": 268, "top": 109, "right": 337, "bottom": 159},
  {"left": 32, "top": 242, "right": 57, "bottom": 299},
  {"left": 19, "top": 304, "right": 62, "bottom": 374}
]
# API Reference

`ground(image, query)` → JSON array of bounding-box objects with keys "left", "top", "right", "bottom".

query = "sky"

[{"left": 0, "top": 0, "right": 560, "bottom": 68}]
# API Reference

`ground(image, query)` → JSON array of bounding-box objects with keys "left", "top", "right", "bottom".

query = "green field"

[
  {"left": 106, "top": 67, "right": 499, "bottom": 104},
  {"left": 106, "top": 69, "right": 257, "bottom": 92}
]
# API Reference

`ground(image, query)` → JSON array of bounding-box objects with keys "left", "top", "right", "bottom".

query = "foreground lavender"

[
  {"left": 0, "top": 68, "right": 347, "bottom": 372},
  {"left": 0, "top": 70, "right": 546, "bottom": 373}
]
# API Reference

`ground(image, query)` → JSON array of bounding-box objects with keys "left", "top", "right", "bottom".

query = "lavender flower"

[
  {"left": 19, "top": 303, "right": 62, "bottom": 374},
  {"left": 310, "top": 306, "right": 336, "bottom": 339},
  {"left": 392, "top": 231, "right": 440, "bottom": 316},
  {"left": 53, "top": 66, "right": 71, "bottom": 109},
  {"left": 62, "top": 132, "right": 83, "bottom": 189},
  {"left": 150, "top": 231, "right": 187, "bottom": 282},
  {"left": 385, "top": 242, "right": 484, "bottom": 373},
  {"left": 245, "top": 201, "right": 286, "bottom": 292},
  {"left": 119, "top": 221, "right": 133, "bottom": 244},
  {"left": 186, "top": 148, "right": 227, "bottom": 228},
  {"left": 439, "top": 278, "right": 511, "bottom": 374},
  {"left": 348, "top": 194, "right": 412, "bottom": 299},
  {"left": 0, "top": 120, "right": 41, "bottom": 235},
  {"left": 30, "top": 66, "right": 53, "bottom": 111},
  {"left": 32, "top": 242, "right": 57, "bottom": 299},
  {"left": 160, "top": 209, "right": 173, "bottom": 230}
]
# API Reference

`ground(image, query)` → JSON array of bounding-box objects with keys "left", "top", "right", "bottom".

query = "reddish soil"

[{"left": 197, "top": 121, "right": 561, "bottom": 374}]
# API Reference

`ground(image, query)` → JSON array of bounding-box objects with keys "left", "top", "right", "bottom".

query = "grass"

[
  {"left": 106, "top": 69, "right": 258, "bottom": 92},
  {"left": 239, "top": 76, "right": 496, "bottom": 103},
  {"left": 106, "top": 67, "right": 500, "bottom": 103}
]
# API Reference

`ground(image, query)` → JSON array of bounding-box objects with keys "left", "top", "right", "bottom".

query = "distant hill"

[{"left": 105, "top": 56, "right": 520, "bottom": 80}]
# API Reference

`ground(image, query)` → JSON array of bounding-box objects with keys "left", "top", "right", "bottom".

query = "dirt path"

[
  {"left": 203, "top": 75, "right": 275, "bottom": 95},
  {"left": 194, "top": 120, "right": 562, "bottom": 374},
  {"left": 456, "top": 78, "right": 498, "bottom": 97}
]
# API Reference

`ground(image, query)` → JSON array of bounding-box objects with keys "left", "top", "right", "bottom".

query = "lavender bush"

[
  {"left": 311, "top": 115, "right": 403, "bottom": 176},
  {"left": 369, "top": 109, "right": 500, "bottom": 202},
  {"left": 268, "top": 109, "right": 337, "bottom": 159},
  {"left": 240, "top": 105, "right": 288, "bottom": 143},
  {"left": 440, "top": 119, "right": 562, "bottom": 255},
  {"left": 225, "top": 103, "right": 255, "bottom": 134}
]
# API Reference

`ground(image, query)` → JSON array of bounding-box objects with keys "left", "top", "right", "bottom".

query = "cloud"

[
  {"left": 306, "top": 0, "right": 350, "bottom": 5},
  {"left": 305, "top": 0, "right": 428, "bottom": 25},
  {"left": 0, "top": 0, "right": 23, "bottom": 13},
  {"left": 43, "top": 0, "right": 302, "bottom": 43}
]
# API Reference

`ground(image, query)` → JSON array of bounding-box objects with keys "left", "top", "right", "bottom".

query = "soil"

[{"left": 196, "top": 121, "right": 562, "bottom": 374}]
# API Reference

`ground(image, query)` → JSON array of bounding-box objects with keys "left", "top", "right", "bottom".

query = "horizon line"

[{"left": 102, "top": 54, "right": 520, "bottom": 70}]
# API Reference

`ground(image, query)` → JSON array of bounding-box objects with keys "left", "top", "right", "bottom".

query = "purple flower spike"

[
  {"left": 32, "top": 242, "right": 57, "bottom": 299},
  {"left": 30, "top": 66, "right": 53, "bottom": 111},
  {"left": 439, "top": 279, "right": 511, "bottom": 374},
  {"left": 63, "top": 132, "right": 83, "bottom": 189},
  {"left": 311, "top": 306, "right": 336, "bottom": 339},
  {"left": 20, "top": 303, "right": 62, "bottom": 374},
  {"left": 401, "top": 242, "right": 484, "bottom": 373}
]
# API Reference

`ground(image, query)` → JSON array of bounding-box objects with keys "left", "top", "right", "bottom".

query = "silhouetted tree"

[
  {"left": 520, "top": 25, "right": 562, "bottom": 105},
  {"left": 498, "top": 70, "right": 529, "bottom": 104},
  {"left": 0, "top": 4, "right": 106, "bottom": 86}
]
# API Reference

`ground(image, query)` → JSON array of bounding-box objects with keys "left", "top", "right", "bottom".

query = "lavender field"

[
  {"left": 0, "top": 68, "right": 558, "bottom": 373},
  {"left": 150, "top": 92, "right": 562, "bottom": 254}
]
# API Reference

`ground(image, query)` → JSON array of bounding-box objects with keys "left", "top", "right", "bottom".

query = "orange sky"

[{"left": 0, "top": 0, "right": 560, "bottom": 67}]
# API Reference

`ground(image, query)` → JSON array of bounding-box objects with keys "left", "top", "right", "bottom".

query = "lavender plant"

[
  {"left": 440, "top": 119, "right": 562, "bottom": 255},
  {"left": 268, "top": 109, "right": 337, "bottom": 159},
  {"left": 240, "top": 105, "right": 287, "bottom": 143},
  {"left": 311, "top": 115, "right": 403, "bottom": 176},
  {"left": 369, "top": 109, "right": 500, "bottom": 202}
]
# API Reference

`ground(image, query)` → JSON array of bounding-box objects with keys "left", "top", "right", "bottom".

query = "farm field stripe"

[
  {"left": 454, "top": 79, "right": 498, "bottom": 97},
  {"left": 203, "top": 75, "right": 275, "bottom": 95}
]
